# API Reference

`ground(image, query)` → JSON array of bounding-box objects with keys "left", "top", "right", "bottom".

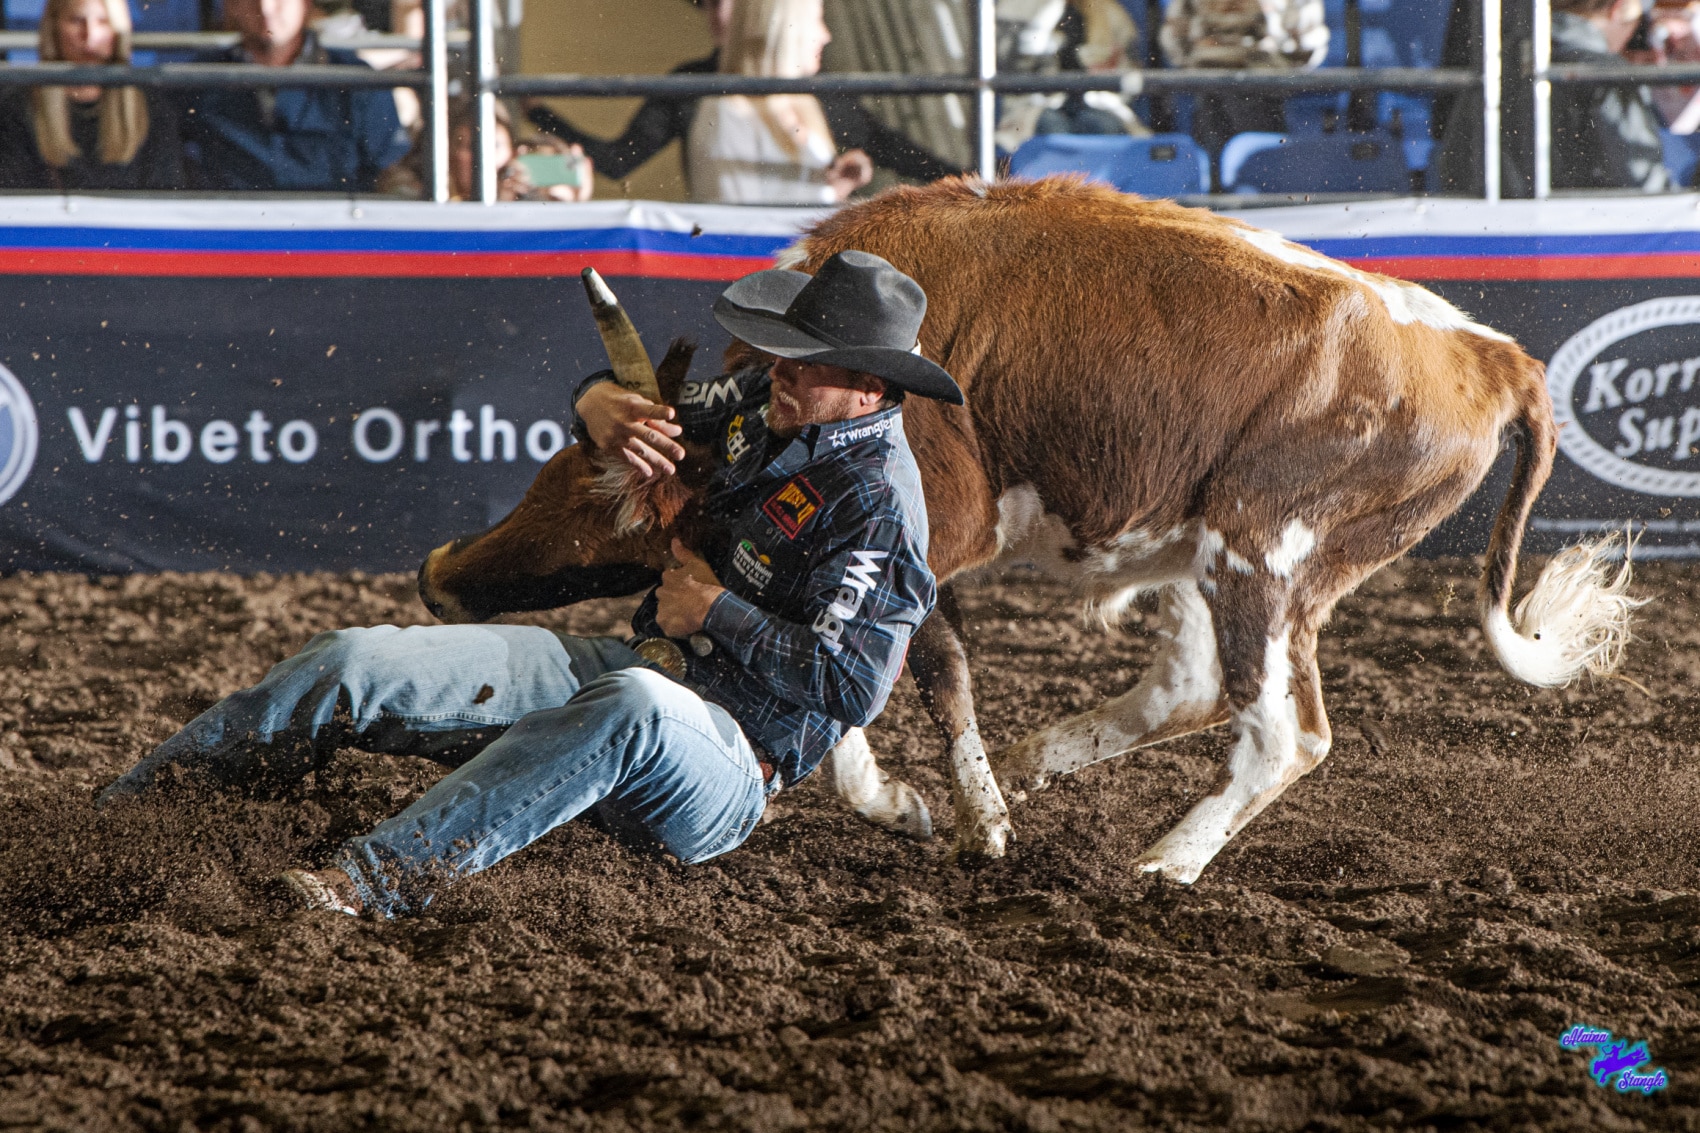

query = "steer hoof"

[
  {"left": 949, "top": 819, "right": 1012, "bottom": 866},
  {"left": 1133, "top": 837, "right": 1213, "bottom": 885},
  {"left": 1133, "top": 856, "right": 1202, "bottom": 885},
  {"left": 852, "top": 779, "right": 934, "bottom": 841}
]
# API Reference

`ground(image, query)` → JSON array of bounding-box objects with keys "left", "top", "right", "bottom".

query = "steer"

[{"left": 420, "top": 176, "right": 1638, "bottom": 884}]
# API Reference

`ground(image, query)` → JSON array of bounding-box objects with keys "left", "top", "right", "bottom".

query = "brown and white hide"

[{"left": 782, "top": 177, "right": 1636, "bottom": 880}]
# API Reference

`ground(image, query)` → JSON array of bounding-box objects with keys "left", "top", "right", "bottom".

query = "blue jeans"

[{"left": 99, "top": 625, "right": 769, "bottom": 917}]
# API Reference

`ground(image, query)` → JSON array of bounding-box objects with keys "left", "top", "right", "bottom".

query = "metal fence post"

[
  {"left": 1532, "top": 0, "right": 1551, "bottom": 198},
  {"left": 1482, "top": 0, "right": 1502, "bottom": 202},
  {"left": 974, "top": 0, "right": 996, "bottom": 181},
  {"left": 423, "top": 0, "right": 450, "bottom": 203},
  {"left": 471, "top": 0, "right": 499, "bottom": 204}
]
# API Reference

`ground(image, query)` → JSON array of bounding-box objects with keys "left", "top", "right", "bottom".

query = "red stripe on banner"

[
  {"left": 3, "top": 247, "right": 1698, "bottom": 283},
  {"left": 1346, "top": 253, "right": 1700, "bottom": 281},
  {"left": 0, "top": 248, "right": 774, "bottom": 280}
]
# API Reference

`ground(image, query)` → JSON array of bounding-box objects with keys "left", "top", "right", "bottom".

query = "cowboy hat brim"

[{"left": 713, "top": 269, "right": 965, "bottom": 406}]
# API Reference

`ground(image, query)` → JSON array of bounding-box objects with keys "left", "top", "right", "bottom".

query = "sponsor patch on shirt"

[
  {"left": 812, "top": 549, "right": 889, "bottom": 652},
  {"left": 762, "top": 475, "right": 823, "bottom": 539},
  {"left": 731, "top": 538, "right": 773, "bottom": 589},
  {"left": 725, "top": 413, "right": 752, "bottom": 464},
  {"left": 678, "top": 375, "right": 741, "bottom": 408}
]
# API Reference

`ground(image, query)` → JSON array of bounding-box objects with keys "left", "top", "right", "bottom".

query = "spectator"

[
  {"left": 1436, "top": 0, "right": 1666, "bottom": 193},
  {"left": 378, "top": 100, "right": 596, "bottom": 200},
  {"left": 1552, "top": 0, "right": 1669, "bottom": 189},
  {"left": 0, "top": 0, "right": 183, "bottom": 189},
  {"left": 1159, "top": 0, "right": 1329, "bottom": 173},
  {"left": 184, "top": 0, "right": 412, "bottom": 192},
  {"left": 997, "top": 0, "right": 1148, "bottom": 149},
  {"left": 686, "top": 0, "right": 872, "bottom": 203},
  {"left": 525, "top": 0, "right": 958, "bottom": 191},
  {"left": 1642, "top": 2, "right": 1700, "bottom": 131}
]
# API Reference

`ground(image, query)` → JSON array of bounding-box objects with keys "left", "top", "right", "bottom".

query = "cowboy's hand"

[
  {"left": 576, "top": 379, "right": 685, "bottom": 479},
  {"left": 655, "top": 538, "right": 724, "bottom": 637}
]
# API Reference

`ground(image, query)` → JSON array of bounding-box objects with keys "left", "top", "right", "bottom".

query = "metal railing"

[
  {"left": 0, "top": 0, "right": 1527, "bottom": 205},
  {"left": 470, "top": 0, "right": 1505, "bottom": 205}
]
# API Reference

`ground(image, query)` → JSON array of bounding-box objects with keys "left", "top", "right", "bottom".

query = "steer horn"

[{"left": 581, "top": 267, "right": 661, "bottom": 403}]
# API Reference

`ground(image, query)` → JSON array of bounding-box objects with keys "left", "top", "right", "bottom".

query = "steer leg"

[
  {"left": 908, "top": 584, "right": 1013, "bottom": 860},
  {"left": 826, "top": 728, "right": 934, "bottom": 840},
  {"left": 994, "top": 580, "right": 1229, "bottom": 793},
  {"left": 1134, "top": 566, "right": 1332, "bottom": 884}
]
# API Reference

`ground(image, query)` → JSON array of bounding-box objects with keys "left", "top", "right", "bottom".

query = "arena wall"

[{"left": 0, "top": 194, "right": 1696, "bottom": 571}]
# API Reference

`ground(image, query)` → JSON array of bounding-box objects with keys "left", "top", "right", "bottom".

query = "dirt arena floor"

[{"left": 2, "top": 558, "right": 1699, "bottom": 1131}]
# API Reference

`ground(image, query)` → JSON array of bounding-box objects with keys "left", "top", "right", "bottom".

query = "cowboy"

[{"left": 96, "top": 251, "right": 961, "bottom": 918}]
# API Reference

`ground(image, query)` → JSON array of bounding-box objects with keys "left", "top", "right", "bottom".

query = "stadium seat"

[
  {"left": 1009, "top": 133, "right": 1209, "bottom": 197},
  {"left": 1662, "top": 130, "right": 1700, "bottom": 189},
  {"left": 1225, "top": 131, "right": 1410, "bottom": 195},
  {"left": 1219, "top": 132, "right": 1287, "bottom": 190}
]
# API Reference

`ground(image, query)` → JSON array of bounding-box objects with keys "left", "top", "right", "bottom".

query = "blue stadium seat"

[
  {"left": 1220, "top": 131, "right": 1287, "bottom": 188},
  {"left": 1663, "top": 130, "right": 1700, "bottom": 189},
  {"left": 1363, "top": 0, "right": 1450, "bottom": 69},
  {"left": 1225, "top": 131, "right": 1410, "bottom": 194},
  {"left": 1009, "top": 133, "right": 1209, "bottom": 197},
  {"left": 1308, "top": 0, "right": 1448, "bottom": 183}
]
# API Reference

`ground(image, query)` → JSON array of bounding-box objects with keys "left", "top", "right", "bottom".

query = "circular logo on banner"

[
  {"left": 0, "top": 364, "right": 37, "bottom": 506},
  {"left": 1549, "top": 296, "right": 1700, "bottom": 497}
]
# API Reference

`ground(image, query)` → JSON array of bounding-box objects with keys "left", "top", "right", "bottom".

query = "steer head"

[{"left": 418, "top": 272, "right": 719, "bottom": 623}]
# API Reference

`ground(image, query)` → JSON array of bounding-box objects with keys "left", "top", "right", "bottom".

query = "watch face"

[{"left": 633, "top": 637, "right": 688, "bottom": 678}]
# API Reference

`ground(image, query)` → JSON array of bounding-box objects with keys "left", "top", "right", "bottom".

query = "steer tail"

[{"left": 1479, "top": 373, "right": 1642, "bottom": 687}]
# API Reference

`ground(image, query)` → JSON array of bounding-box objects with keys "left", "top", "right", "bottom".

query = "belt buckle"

[{"left": 632, "top": 636, "right": 688, "bottom": 679}]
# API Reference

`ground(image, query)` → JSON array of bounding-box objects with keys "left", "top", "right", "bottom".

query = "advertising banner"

[
  {"left": 0, "top": 199, "right": 815, "bottom": 573},
  {"left": 0, "top": 194, "right": 1697, "bottom": 573}
]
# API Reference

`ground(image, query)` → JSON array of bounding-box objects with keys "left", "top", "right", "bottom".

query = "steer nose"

[
  {"left": 416, "top": 556, "right": 449, "bottom": 621},
  {"left": 417, "top": 543, "right": 483, "bottom": 623}
]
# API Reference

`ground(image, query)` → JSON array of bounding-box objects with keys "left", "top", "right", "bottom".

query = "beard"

[{"left": 765, "top": 388, "right": 810, "bottom": 436}]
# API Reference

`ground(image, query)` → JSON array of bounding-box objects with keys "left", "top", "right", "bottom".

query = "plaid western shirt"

[{"left": 578, "top": 366, "right": 936, "bottom": 788}]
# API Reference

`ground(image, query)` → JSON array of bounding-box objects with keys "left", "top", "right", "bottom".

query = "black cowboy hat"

[{"left": 713, "top": 250, "right": 964, "bottom": 405}]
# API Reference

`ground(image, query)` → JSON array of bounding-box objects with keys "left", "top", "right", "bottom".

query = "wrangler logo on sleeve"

[
  {"left": 762, "top": 475, "right": 823, "bottom": 538},
  {"left": 812, "top": 550, "right": 888, "bottom": 652}
]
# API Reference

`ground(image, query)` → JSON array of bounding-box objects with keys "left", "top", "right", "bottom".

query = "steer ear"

[
  {"left": 655, "top": 337, "right": 696, "bottom": 407},
  {"left": 594, "top": 456, "right": 697, "bottom": 535}
]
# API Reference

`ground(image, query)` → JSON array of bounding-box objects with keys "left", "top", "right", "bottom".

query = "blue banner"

[{"left": 2, "top": 195, "right": 1700, "bottom": 571}]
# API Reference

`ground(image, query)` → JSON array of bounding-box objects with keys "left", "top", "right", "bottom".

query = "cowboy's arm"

[{"left": 700, "top": 514, "right": 934, "bottom": 727}]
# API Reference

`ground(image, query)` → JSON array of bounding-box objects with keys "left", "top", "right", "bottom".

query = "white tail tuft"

[
  {"left": 773, "top": 240, "right": 811, "bottom": 270},
  {"left": 1482, "top": 534, "right": 1646, "bottom": 687}
]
